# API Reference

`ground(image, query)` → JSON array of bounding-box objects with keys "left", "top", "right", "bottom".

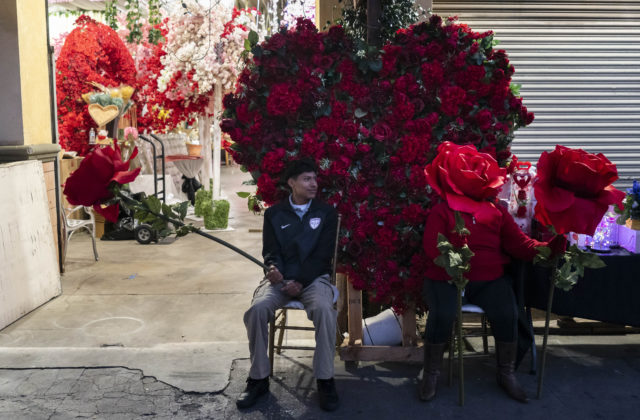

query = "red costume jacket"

[{"left": 423, "top": 201, "right": 546, "bottom": 282}]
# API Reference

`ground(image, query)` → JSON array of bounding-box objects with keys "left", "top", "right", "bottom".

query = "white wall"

[{"left": 0, "top": 160, "right": 61, "bottom": 330}]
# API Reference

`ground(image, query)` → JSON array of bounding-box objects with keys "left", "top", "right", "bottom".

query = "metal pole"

[
  {"left": 537, "top": 275, "right": 555, "bottom": 399},
  {"left": 457, "top": 287, "right": 465, "bottom": 406},
  {"left": 367, "top": 0, "right": 382, "bottom": 47}
]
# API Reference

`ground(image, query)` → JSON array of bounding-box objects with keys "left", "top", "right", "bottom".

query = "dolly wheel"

[{"left": 135, "top": 225, "right": 153, "bottom": 244}]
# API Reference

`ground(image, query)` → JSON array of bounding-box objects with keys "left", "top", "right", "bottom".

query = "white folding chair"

[{"left": 62, "top": 205, "right": 99, "bottom": 262}]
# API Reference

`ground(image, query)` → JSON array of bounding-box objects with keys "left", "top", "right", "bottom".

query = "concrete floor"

[
  {"left": 1, "top": 166, "right": 640, "bottom": 419},
  {"left": 0, "top": 166, "right": 273, "bottom": 392}
]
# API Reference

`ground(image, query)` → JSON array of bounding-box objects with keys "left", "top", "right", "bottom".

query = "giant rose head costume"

[
  {"left": 63, "top": 144, "right": 141, "bottom": 222},
  {"left": 533, "top": 145, "right": 625, "bottom": 235},
  {"left": 425, "top": 141, "right": 507, "bottom": 225}
]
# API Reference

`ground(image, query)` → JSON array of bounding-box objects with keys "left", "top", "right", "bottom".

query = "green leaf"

[
  {"left": 578, "top": 251, "right": 607, "bottom": 269},
  {"left": 368, "top": 59, "right": 382, "bottom": 72},
  {"left": 354, "top": 108, "right": 368, "bottom": 118},
  {"left": 453, "top": 211, "right": 466, "bottom": 234},
  {"left": 244, "top": 38, "right": 251, "bottom": 52},
  {"left": 175, "top": 201, "right": 189, "bottom": 220},
  {"left": 248, "top": 30, "right": 259, "bottom": 46},
  {"left": 145, "top": 196, "right": 162, "bottom": 215},
  {"left": 236, "top": 192, "right": 251, "bottom": 198}
]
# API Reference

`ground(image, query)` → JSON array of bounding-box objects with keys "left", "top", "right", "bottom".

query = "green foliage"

[
  {"left": 147, "top": 0, "right": 163, "bottom": 44},
  {"left": 534, "top": 243, "right": 606, "bottom": 291},
  {"left": 204, "top": 200, "right": 230, "bottom": 230},
  {"left": 89, "top": 93, "right": 124, "bottom": 111},
  {"left": 337, "top": 0, "right": 425, "bottom": 45},
  {"left": 433, "top": 212, "right": 475, "bottom": 291},
  {"left": 194, "top": 186, "right": 213, "bottom": 217},
  {"left": 126, "top": 0, "right": 143, "bottom": 44},
  {"left": 105, "top": 0, "right": 118, "bottom": 30},
  {"left": 115, "top": 188, "right": 193, "bottom": 240}
]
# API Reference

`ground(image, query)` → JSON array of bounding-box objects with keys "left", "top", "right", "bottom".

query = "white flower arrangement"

[{"left": 158, "top": 0, "right": 258, "bottom": 103}]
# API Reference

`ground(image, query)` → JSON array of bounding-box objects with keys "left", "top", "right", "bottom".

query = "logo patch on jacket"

[{"left": 309, "top": 217, "right": 321, "bottom": 230}]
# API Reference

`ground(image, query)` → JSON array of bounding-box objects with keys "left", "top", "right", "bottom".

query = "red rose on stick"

[
  {"left": 63, "top": 144, "right": 141, "bottom": 222},
  {"left": 424, "top": 141, "right": 506, "bottom": 225},
  {"left": 533, "top": 145, "right": 625, "bottom": 235}
]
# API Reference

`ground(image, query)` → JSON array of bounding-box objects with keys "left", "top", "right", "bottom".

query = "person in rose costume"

[
  {"left": 420, "top": 142, "right": 565, "bottom": 403},
  {"left": 237, "top": 159, "right": 340, "bottom": 411}
]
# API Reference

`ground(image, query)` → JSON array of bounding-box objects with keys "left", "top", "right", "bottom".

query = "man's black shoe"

[
  {"left": 317, "top": 378, "right": 339, "bottom": 411},
  {"left": 236, "top": 377, "right": 269, "bottom": 409}
]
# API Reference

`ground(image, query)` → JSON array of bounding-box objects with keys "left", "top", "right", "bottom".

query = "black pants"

[{"left": 422, "top": 276, "right": 519, "bottom": 344}]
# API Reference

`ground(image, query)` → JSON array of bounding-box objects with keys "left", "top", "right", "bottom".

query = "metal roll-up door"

[{"left": 433, "top": 1, "right": 640, "bottom": 188}]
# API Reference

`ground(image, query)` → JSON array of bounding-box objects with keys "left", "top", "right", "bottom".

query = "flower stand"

[{"left": 338, "top": 275, "right": 422, "bottom": 363}]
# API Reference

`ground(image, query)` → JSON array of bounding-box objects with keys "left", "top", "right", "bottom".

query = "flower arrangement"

[
  {"left": 152, "top": 2, "right": 257, "bottom": 128},
  {"left": 616, "top": 180, "right": 640, "bottom": 226},
  {"left": 221, "top": 16, "right": 533, "bottom": 309},
  {"left": 56, "top": 16, "right": 137, "bottom": 155}
]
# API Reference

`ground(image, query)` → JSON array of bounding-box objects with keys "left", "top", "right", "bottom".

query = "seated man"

[{"left": 237, "top": 158, "right": 339, "bottom": 411}]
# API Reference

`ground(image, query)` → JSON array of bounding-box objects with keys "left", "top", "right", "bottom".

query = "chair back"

[{"left": 331, "top": 214, "right": 342, "bottom": 285}]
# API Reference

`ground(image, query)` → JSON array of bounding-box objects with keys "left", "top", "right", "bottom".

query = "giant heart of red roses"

[
  {"left": 56, "top": 16, "right": 137, "bottom": 155},
  {"left": 221, "top": 16, "right": 534, "bottom": 310}
]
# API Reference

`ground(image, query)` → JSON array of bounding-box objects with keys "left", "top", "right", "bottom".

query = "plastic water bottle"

[{"left": 89, "top": 128, "right": 96, "bottom": 145}]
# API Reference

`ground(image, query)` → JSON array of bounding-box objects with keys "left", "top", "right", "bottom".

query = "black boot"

[
  {"left": 496, "top": 341, "right": 528, "bottom": 403},
  {"left": 419, "top": 342, "right": 446, "bottom": 402},
  {"left": 236, "top": 377, "right": 269, "bottom": 408},
  {"left": 317, "top": 378, "right": 339, "bottom": 411}
]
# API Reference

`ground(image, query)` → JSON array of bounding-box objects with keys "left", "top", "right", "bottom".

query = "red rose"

[
  {"left": 533, "top": 145, "right": 625, "bottom": 235},
  {"left": 516, "top": 205, "right": 527, "bottom": 218},
  {"left": 440, "top": 85, "right": 467, "bottom": 116},
  {"left": 517, "top": 190, "right": 527, "bottom": 201},
  {"left": 63, "top": 144, "right": 141, "bottom": 222},
  {"left": 475, "top": 109, "right": 493, "bottom": 131},
  {"left": 425, "top": 141, "right": 506, "bottom": 225},
  {"left": 266, "top": 83, "right": 302, "bottom": 117},
  {"left": 371, "top": 122, "right": 393, "bottom": 141}
]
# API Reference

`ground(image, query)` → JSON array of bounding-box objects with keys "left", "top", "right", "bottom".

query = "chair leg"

[
  {"left": 268, "top": 318, "right": 276, "bottom": 377},
  {"left": 448, "top": 324, "right": 455, "bottom": 386},
  {"left": 90, "top": 231, "right": 99, "bottom": 261},
  {"left": 276, "top": 309, "right": 287, "bottom": 354},
  {"left": 481, "top": 314, "right": 489, "bottom": 354}
]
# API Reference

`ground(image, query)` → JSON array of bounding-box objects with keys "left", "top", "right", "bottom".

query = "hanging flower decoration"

[
  {"left": 141, "top": 1, "right": 258, "bottom": 131},
  {"left": 56, "top": 16, "right": 137, "bottom": 155},
  {"left": 222, "top": 16, "right": 533, "bottom": 309}
]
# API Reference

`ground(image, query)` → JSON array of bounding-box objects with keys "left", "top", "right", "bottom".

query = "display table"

[
  {"left": 129, "top": 173, "right": 181, "bottom": 200},
  {"left": 525, "top": 248, "right": 640, "bottom": 327},
  {"left": 166, "top": 155, "right": 203, "bottom": 204}
]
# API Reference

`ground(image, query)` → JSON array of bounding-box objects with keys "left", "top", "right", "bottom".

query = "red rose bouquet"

[{"left": 222, "top": 16, "right": 533, "bottom": 309}]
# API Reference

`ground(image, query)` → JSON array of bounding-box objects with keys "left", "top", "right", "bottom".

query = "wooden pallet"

[{"left": 337, "top": 274, "right": 422, "bottom": 362}]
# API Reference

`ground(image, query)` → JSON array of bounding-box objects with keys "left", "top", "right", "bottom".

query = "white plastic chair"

[{"left": 63, "top": 206, "right": 99, "bottom": 262}]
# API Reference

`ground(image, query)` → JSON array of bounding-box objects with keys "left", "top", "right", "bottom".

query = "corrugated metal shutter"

[{"left": 433, "top": 1, "right": 640, "bottom": 188}]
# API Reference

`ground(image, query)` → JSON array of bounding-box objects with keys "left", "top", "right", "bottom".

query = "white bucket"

[{"left": 362, "top": 308, "right": 403, "bottom": 346}]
